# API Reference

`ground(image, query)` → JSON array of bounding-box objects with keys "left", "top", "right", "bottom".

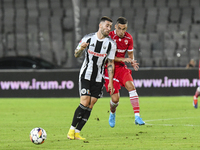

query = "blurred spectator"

[{"left": 186, "top": 59, "right": 196, "bottom": 69}]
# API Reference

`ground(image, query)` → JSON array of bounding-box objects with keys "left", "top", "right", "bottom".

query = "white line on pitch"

[
  {"left": 145, "top": 117, "right": 197, "bottom": 122},
  {"left": 144, "top": 117, "right": 200, "bottom": 126},
  {"left": 145, "top": 123, "right": 200, "bottom": 127}
]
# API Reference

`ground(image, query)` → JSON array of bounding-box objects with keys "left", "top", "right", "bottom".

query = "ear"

[
  {"left": 99, "top": 22, "right": 102, "bottom": 28},
  {"left": 115, "top": 24, "right": 117, "bottom": 29}
]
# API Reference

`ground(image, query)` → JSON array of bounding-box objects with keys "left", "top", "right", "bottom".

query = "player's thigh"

[{"left": 119, "top": 68, "right": 134, "bottom": 87}]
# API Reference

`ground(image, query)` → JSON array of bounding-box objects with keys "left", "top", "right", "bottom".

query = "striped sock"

[
  {"left": 129, "top": 90, "right": 140, "bottom": 114},
  {"left": 110, "top": 100, "right": 119, "bottom": 113}
]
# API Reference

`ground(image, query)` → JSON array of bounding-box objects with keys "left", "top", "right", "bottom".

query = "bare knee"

[
  {"left": 80, "top": 96, "right": 91, "bottom": 106},
  {"left": 111, "top": 93, "right": 120, "bottom": 103},
  {"left": 88, "top": 97, "right": 98, "bottom": 109},
  {"left": 125, "top": 81, "right": 135, "bottom": 92}
]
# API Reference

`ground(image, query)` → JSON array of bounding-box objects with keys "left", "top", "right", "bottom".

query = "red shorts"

[{"left": 104, "top": 66, "right": 133, "bottom": 94}]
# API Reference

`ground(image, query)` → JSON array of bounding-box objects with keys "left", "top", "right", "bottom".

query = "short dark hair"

[
  {"left": 116, "top": 17, "right": 128, "bottom": 24},
  {"left": 100, "top": 16, "right": 113, "bottom": 23}
]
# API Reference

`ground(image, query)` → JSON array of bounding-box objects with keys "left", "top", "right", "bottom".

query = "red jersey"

[{"left": 109, "top": 30, "right": 134, "bottom": 67}]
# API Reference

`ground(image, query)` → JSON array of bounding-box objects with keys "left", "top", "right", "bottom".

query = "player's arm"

[
  {"left": 114, "top": 56, "right": 133, "bottom": 63},
  {"left": 113, "top": 51, "right": 138, "bottom": 65},
  {"left": 107, "top": 58, "right": 115, "bottom": 95},
  {"left": 128, "top": 51, "right": 139, "bottom": 71},
  {"left": 74, "top": 42, "right": 89, "bottom": 58}
]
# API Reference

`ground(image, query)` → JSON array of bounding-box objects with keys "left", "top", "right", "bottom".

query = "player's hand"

[
  {"left": 108, "top": 82, "right": 115, "bottom": 95},
  {"left": 131, "top": 60, "right": 139, "bottom": 71},
  {"left": 80, "top": 42, "right": 89, "bottom": 50},
  {"left": 122, "top": 58, "right": 133, "bottom": 63}
]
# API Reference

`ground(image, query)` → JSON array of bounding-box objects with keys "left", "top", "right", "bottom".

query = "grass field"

[{"left": 0, "top": 96, "right": 200, "bottom": 150}]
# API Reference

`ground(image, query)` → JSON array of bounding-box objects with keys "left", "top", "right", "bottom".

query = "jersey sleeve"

[
  {"left": 107, "top": 41, "right": 117, "bottom": 60},
  {"left": 75, "top": 36, "right": 88, "bottom": 50}
]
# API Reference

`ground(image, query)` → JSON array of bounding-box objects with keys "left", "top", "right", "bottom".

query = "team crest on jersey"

[
  {"left": 124, "top": 40, "right": 128, "bottom": 45},
  {"left": 81, "top": 88, "right": 86, "bottom": 94}
]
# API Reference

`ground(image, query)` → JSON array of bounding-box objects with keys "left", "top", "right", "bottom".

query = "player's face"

[
  {"left": 115, "top": 23, "right": 127, "bottom": 38},
  {"left": 100, "top": 20, "right": 112, "bottom": 37}
]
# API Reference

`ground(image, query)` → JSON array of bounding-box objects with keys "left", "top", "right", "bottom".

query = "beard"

[{"left": 101, "top": 28, "right": 109, "bottom": 37}]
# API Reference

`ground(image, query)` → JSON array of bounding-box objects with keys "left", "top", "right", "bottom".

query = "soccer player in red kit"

[
  {"left": 193, "top": 59, "right": 200, "bottom": 108},
  {"left": 104, "top": 17, "right": 145, "bottom": 127}
]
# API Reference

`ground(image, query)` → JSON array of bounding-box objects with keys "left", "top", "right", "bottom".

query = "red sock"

[{"left": 129, "top": 90, "right": 140, "bottom": 114}]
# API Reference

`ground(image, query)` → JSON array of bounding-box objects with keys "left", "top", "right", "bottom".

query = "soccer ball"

[{"left": 30, "top": 127, "right": 47, "bottom": 144}]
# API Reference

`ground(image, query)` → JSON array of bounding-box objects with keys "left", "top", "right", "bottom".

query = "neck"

[{"left": 97, "top": 31, "right": 106, "bottom": 39}]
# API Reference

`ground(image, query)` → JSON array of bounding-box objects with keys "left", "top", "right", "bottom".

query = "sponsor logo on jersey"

[{"left": 88, "top": 49, "right": 107, "bottom": 57}]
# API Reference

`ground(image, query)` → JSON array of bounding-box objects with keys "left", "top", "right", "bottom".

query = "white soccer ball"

[{"left": 30, "top": 127, "right": 47, "bottom": 145}]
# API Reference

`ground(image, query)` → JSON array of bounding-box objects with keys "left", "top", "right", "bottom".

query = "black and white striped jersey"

[{"left": 76, "top": 32, "right": 116, "bottom": 82}]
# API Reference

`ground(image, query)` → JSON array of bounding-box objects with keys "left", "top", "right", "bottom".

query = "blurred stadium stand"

[
  {"left": 81, "top": 0, "right": 200, "bottom": 68},
  {"left": 0, "top": 0, "right": 73, "bottom": 67},
  {"left": 0, "top": 0, "right": 199, "bottom": 68}
]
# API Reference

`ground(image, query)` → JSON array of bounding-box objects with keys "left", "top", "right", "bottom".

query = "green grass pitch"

[{"left": 0, "top": 96, "right": 200, "bottom": 150}]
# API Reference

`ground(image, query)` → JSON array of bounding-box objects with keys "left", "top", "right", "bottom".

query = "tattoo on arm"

[
  {"left": 107, "top": 59, "right": 114, "bottom": 78},
  {"left": 107, "top": 65, "right": 113, "bottom": 75},
  {"left": 74, "top": 49, "right": 84, "bottom": 57}
]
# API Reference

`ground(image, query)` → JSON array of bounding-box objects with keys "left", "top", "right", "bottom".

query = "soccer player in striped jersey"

[
  {"left": 67, "top": 16, "right": 116, "bottom": 140},
  {"left": 104, "top": 17, "right": 145, "bottom": 127}
]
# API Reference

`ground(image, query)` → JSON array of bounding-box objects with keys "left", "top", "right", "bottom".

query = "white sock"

[
  {"left": 135, "top": 113, "right": 140, "bottom": 117},
  {"left": 70, "top": 126, "right": 75, "bottom": 130},
  {"left": 75, "top": 129, "right": 80, "bottom": 133}
]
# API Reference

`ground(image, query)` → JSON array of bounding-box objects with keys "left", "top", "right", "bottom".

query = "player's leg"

[
  {"left": 125, "top": 80, "right": 145, "bottom": 125},
  {"left": 67, "top": 96, "right": 90, "bottom": 140},
  {"left": 74, "top": 81, "right": 102, "bottom": 139},
  {"left": 193, "top": 87, "right": 200, "bottom": 108},
  {"left": 194, "top": 60, "right": 200, "bottom": 108},
  {"left": 125, "top": 81, "right": 139, "bottom": 114},
  {"left": 104, "top": 69, "right": 121, "bottom": 127},
  {"left": 109, "top": 93, "right": 120, "bottom": 127},
  {"left": 110, "top": 93, "right": 119, "bottom": 113},
  {"left": 67, "top": 79, "right": 91, "bottom": 140},
  {"left": 75, "top": 97, "right": 98, "bottom": 140}
]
